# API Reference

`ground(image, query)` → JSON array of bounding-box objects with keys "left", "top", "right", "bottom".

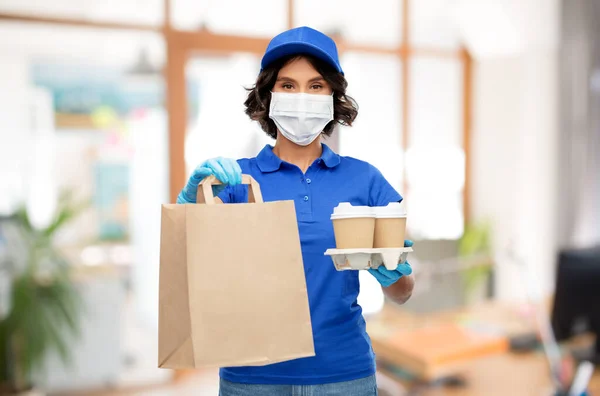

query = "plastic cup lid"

[
  {"left": 330, "top": 202, "right": 375, "bottom": 220},
  {"left": 373, "top": 202, "right": 407, "bottom": 218}
]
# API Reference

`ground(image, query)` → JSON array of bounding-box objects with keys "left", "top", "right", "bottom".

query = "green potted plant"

[
  {"left": 0, "top": 191, "right": 87, "bottom": 395},
  {"left": 458, "top": 221, "right": 494, "bottom": 304}
]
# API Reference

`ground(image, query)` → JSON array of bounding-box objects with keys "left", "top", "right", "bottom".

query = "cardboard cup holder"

[{"left": 324, "top": 247, "right": 413, "bottom": 271}]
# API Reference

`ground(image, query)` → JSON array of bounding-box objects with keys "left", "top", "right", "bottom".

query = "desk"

[
  {"left": 379, "top": 352, "right": 599, "bottom": 395},
  {"left": 369, "top": 301, "right": 600, "bottom": 395}
]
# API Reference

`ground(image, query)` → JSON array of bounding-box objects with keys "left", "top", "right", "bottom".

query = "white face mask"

[{"left": 269, "top": 92, "right": 334, "bottom": 146}]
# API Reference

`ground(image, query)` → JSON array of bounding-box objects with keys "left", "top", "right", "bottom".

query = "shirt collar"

[
  {"left": 256, "top": 143, "right": 341, "bottom": 173},
  {"left": 320, "top": 143, "right": 341, "bottom": 168}
]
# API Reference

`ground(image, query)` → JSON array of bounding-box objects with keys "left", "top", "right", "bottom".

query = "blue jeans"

[{"left": 219, "top": 375, "right": 378, "bottom": 396}]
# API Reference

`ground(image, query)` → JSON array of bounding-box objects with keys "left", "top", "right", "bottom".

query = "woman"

[{"left": 177, "top": 26, "right": 414, "bottom": 396}]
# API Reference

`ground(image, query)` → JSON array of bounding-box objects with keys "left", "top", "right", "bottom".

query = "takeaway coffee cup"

[
  {"left": 330, "top": 203, "right": 375, "bottom": 249},
  {"left": 373, "top": 202, "right": 407, "bottom": 248}
]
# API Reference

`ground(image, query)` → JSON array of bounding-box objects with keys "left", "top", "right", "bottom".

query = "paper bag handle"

[{"left": 196, "top": 174, "right": 264, "bottom": 205}]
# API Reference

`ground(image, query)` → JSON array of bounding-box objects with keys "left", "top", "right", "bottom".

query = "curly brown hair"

[{"left": 244, "top": 54, "right": 359, "bottom": 139}]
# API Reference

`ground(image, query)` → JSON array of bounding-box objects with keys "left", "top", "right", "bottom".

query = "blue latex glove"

[
  {"left": 368, "top": 240, "right": 413, "bottom": 287},
  {"left": 176, "top": 157, "right": 242, "bottom": 204}
]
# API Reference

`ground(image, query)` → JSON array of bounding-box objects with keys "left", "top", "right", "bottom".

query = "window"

[
  {"left": 294, "top": 0, "right": 403, "bottom": 48},
  {"left": 339, "top": 53, "right": 404, "bottom": 193},
  {"left": 407, "top": 57, "right": 464, "bottom": 238},
  {"left": 410, "top": 0, "right": 461, "bottom": 49},
  {"left": 172, "top": 0, "right": 287, "bottom": 36},
  {"left": 0, "top": 0, "right": 163, "bottom": 26},
  {"left": 184, "top": 53, "right": 268, "bottom": 175}
]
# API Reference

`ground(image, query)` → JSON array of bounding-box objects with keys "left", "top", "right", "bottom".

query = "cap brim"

[{"left": 261, "top": 42, "right": 343, "bottom": 75}]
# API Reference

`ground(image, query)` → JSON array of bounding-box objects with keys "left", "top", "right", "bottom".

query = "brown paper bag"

[{"left": 158, "top": 175, "right": 314, "bottom": 369}]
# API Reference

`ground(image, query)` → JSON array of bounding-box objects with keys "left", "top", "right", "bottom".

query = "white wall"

[
  {"left": 469, "top": 0, "right": 560, "bottom": 301},
  {"left": 472, "top": 54, "right": 559, "bottom": 301},
  {"left": 129, "top": 109, "right": 169, "bottom": 329},
  {"left": 0, "top": 56, "right": 32, "bottom": 214}
]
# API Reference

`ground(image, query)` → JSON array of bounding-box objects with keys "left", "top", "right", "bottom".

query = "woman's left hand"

[{"left": 368, "top": 240, "right": 413, "bottom": 287}]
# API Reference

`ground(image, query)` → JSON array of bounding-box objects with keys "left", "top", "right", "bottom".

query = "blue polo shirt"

[{"left": 218, "top": 144, "right": 402, "bottom": 385}]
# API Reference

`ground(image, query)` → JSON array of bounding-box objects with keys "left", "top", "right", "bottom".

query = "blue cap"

[{"left": 261, "top": 26, "right": 343, "bottom": 75}]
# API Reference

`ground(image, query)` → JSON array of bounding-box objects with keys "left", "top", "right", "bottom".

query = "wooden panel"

[
  {"left": 401, "top": 0, "right": 410, "bottom": 197},
  {"left": 462, "top": 48, "right": 473, "bottom": 225},
  {"left": 0, "top": 12, "right": 160, "bottom": 31},
  {"left": 287, "top": 0, "right": 294, "bottom": 29},
  {"left": 411, "top": 47, "right": 461, "bottom": 58},
  {"left": 403, "top": 0, "right": 410, "bottom": 49},
  {"left": 168, "top": 30, "right": 269, "bottom": 55},
  {"left": 164, "top": 0, "right": 171, "bottom": 30},
  {"left": 165, "top": 38, "right": 187, "bottom": 204},
  {"left": 337, "top": 42, "right": 400, "bottom": 56}
]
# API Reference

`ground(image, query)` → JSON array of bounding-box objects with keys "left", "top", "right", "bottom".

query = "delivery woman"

[{"left": 177, "top": 26, "right": 414, "bottom": 396}]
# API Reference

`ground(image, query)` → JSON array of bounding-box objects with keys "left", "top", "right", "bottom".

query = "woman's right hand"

[{"left": 176, "top": 157, "right": 242, "bottom": 204}]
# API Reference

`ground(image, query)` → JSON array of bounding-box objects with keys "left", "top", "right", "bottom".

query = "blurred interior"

[{"left": 0, "top": 0, "right": 599, "bottom": 395}]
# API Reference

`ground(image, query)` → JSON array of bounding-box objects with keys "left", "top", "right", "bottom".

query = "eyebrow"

[{"left": 276, "top": 76, "right": 325, "bottom": 83}]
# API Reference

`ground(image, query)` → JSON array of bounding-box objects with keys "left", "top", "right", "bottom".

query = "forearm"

[{"left": 381, "top": 274, "right": 414, "bottom": 305}]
